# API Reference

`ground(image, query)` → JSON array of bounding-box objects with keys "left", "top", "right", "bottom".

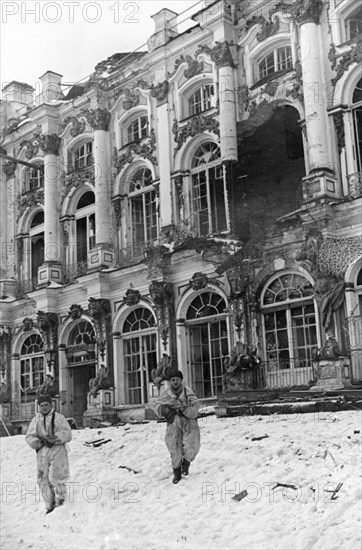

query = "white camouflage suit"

[
  {"left": 25, "top": 410, "right": 72, "bottom": 509},
  {"left": 154, "top": 385, "right": 200, "bottom": 469}
]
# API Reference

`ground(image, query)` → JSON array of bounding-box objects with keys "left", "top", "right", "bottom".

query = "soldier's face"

[
  {"left": 39, "top": 402, "right": 52, "bottom": 415},
  {"left": 170, "top": 377, "right": 182, "bottom": 390}
]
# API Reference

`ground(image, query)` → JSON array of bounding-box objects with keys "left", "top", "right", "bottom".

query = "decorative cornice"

[
  {"left": 197, "top": 41, "right": 235, "bottom": 68},
  {"left": 331, "top": 39, "right": 362, "bottom": 86},
  {"left": 36, "top": 133, "right": 61, "bottom": 156},
  {"left": 274, "top": 0, "right": 324, "bottom": 25},
  {"left": 172, "top": 115, "right": 220, "bottom": 153},
  {"left": 150, "top": 81, "right": 169, "bottom": 105},
  {"left": 62, "top": 116, "right": 86, "bottom": 137},
  {"left": 114, "top": 128, "right": 157, "bottom": 173},
  {"left": 81, "top": 108, "right": 111, "bottom": 131}
]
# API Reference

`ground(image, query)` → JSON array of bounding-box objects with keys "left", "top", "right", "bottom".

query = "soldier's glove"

[{"left": 160, "top": 405, "right": 176, "bottom": 424}]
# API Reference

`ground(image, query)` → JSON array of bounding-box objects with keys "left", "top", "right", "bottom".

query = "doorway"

[{"left": 70, "top": 364, "right": 95, "bottom": 426}]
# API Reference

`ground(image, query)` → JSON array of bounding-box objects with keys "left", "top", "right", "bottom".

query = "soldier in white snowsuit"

[
  {"left": 154, "top": 371, "right": 200, "bottom": 484},
  {"left": 25, "top": 394, "right": 72, "bottom": 513}
]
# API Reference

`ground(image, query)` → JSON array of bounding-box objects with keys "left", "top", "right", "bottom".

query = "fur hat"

[
  {"left": 170, "top": 370, "right": 183, "bottom": 380},
  {"left": 38, "top": 394, "right": 52, "bottom": 404}
]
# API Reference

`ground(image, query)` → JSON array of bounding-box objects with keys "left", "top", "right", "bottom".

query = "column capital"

[
  {"left": 2, "top": 160, "right": 17, "bottom": 179},
  {"left": 37, "top": 133, "right": 61, "bottom": 155},
  {"left": 275, "top": 0, "right": 324, "bottom": 26},
  {"left": 81, "top": 108, "right": 111, "bottom": 131},
  {"left": 198, "top": 41, "right": 235, "bottom": 68}
]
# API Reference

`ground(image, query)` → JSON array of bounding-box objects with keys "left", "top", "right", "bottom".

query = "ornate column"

[
  {"left": 0, "top": 157, "right": 17, "bottom": 297},
  {"left": 285, "top": 1, "right": 339, "bottom": 199},
  {"left": 82, "top": 108, "right": 114, "bottom": 270},
  {"left": 88, "top": 298, "right": 113, "bottom": 379},
  {"left": 151, "top": 82, "right": 172, "bottom": 233},
  {"left": 37, "top": 133, "right": 63, "bottom": 284},
  {"left": 37, "top": 311, "right": 59, "bottom": 378},
  {"left": 213, "top": 42, "right": 238, "bottom": 163},
  {"left": 149, "top": 280, "right": 174, "bottom": 357}
]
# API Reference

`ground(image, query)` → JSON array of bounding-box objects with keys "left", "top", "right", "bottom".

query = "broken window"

[
  {"left": 188, "top": 84, "right": 214, "bottom": 116},
  {"left": 122, "top": 308, "right": 157, "bottom": 405},
  {"left": 129, "top": 168, "right": 158, "bottom": 246},
  {"left": 352, "top": 77, "right": 362, "bottom": 171},
  {"left": 258, "top": 46, "right": 292, "bottom": 80},
  {"left": 191, "top": 142, "right": 228, "bottom": 236}
]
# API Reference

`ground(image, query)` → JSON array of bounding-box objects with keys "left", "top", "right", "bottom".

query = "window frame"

[
  {"left": 75, "top": 192, "right": 96, "bottom": 262},
  {"left": 73, "top": 141, "right": 93, "bottom": 171},
  {"left": 190, "top": 142, "right": 229, "bottom": 237},
  {"left": 20, "top": 334, "right": 44, "bottom": 398},
  {"left": 258, "top": 45, "right": 293, "bottom": 80},
  {"left": 128, "top": 167, "right": 158, "bottom": 246}
]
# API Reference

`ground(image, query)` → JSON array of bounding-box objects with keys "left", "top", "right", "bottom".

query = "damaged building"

[{"left": 0, "top": 0, "right": 361, "bottom": 430}]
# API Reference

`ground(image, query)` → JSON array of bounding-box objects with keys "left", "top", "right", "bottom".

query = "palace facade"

[{"left": 1, "top": 0, "right": 361, "bottom": 429}]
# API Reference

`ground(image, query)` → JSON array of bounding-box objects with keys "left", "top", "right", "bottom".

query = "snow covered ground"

[{"left": 1, "top": 410, "right": 361, "bottom": 550}]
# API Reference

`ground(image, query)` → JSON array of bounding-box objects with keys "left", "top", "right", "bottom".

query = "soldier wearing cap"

[
  {"left": 154, "top": 370, "right": 200, "bottom": 484},
  {"left": 25, "top": 394, "right": 72, "bottom": 514}
]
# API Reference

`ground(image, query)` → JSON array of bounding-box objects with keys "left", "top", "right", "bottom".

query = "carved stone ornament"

[
  {"left": 114, "top": 128, "right": 157, "bottom": 173},
  {"left": 81, "top": 108, "right": 111, "bottom": 131},
  {"left": 331, "top": 39, "right": 362, "bottom": 86},
  {"left": 3, "top": 160, "right": 17, "bottom": 178},
  {"left": 37, "top": 311, "right": 58, "bottom": 351},
  {"left": 168, "top": 54, "right": 205, "bottom": 79},
  {"left": 256, "top": 16, "right": 280, "bottom": 42},
  {"left": 172, "top": 116, "right": 220, "bottom": 153},
  {"left": 274, "top": 0, "right": 324, "bottom": 25},
  {"left": 68, "top": 304, "right": 84, "bottom": 320},
  {"left": 19, "top": 138, "right": 39, "bottom": 159},
  {"left": 150, "top": 81, "right": 169, "bottom": 104},
  {"left": 63, "top": 116, "right": 86, "bottom": 137},
  {"left": 149, "top": 281, "right": 174, "bottom": 350},
  {"left": 333, "top": 112, "right": 345, "bottom": 154},
  {"left": 36, "top": 133, "right": 61, "bottom": 156},
  {"left": 22, "top": 317, "right": 34, "bottom": 331},
  {"left": 124, "top": 288, "right": 141, "bottom": 306},
  {"left": 16, "top": 188, "right": 44, "bottom": 220},
  {"left": 237, "top": 84, "right": 250, "bottom": 112},
  {"left": 262, "top": 81, "right": 279, "bottom": 97},
  {"left": 189, "top": 272, "right": 209, "bottom": 291},
  {"left": 17, "top": 238, "right": 24, "bottom": 265},
  {"left": 123, "top": 86, "right": 140, "bottom": 110},
  {"left": 197, "top": 41, "right": 235, "bottom": 68}
]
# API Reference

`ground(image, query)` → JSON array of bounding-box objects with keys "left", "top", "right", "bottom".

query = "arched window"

[
  {"left": 129, "top": 168, "right": 158, "bottom": 246},
  {"left": 258, "top": 45, "right": 292, "bottom": 80},
  {"left": 20, "top": 334, "right": 44, "bottom": 398},
  {"left": 188, "top": 84, "right": 214, "bottom": 117},
  {"left": 345, "top": 5, "right": 362, "bottom": 41},
  {"left": 75, "top": 191, "right": 96, "bottom": 263},
  {"left": 352, "top": 77, "right": 362, "bottom": 171},
  {"left": 122, "top": 307, "right": 157, "bottom": 405},
  {"left": 262, "top": 272, "right": 317, "bottom": 386},
  {"left": 186, "top": 291, "right": 228, "bottom": 398},
  {"left": 191, "top": 142, "right": 228, "bottom": 236}
]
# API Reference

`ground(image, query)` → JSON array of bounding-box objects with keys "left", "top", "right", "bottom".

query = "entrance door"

[{"left": 72, "top": 365, "right": 95, "bottom": 426}]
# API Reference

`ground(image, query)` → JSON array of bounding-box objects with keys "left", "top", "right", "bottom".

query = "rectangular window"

[
  {"left": 127, "top": 116, "right": 148, "bottom": 143},
  {"left": 189, "top": 320, "right": 228, "bottom": 398},
  {"left": 277, "top": 46, "right": 292, "bottom": 71},
  {"left": 124, "top": 334, "right": 157, "bottom": 405},
  {"left": 29, "top": 166, "right": 44, "bottom": 190},
  {"left": 259, "top": 52, "right": 275, "bottom": 79},
  {"left": 20, "top": 356, "right": 44, "bottom": 395},
  {"left": 353, "top": 106, "right": 362, "bottom": 171},
  {"left": 192, "top": 166, "right": 227, "bottom": 236},
  {"left": 258, "top": 47, "right": 292, "bottom": 80},
  {"left": 131, "top": 190, "right": 158, "bottom": 245},
  {"left": 188, "top": 85, "right": 214, "bottom": 116},
  {"left": 74, "top": 142, "right": 93, "bottom": 170}
]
